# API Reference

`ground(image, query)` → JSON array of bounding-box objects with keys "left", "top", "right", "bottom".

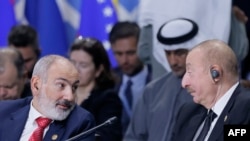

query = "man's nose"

[
  {"left": 120, "top": 54, "right": 129, "bottom": 64},
  {"left": 64, "top": 87, "right": 75, "bottom": 102},
  {"left": 168, "top": 54, "right": 178, "bottom": 66},
  {"left": 181, "top": 73, "right": 189, "bottom": 88}
]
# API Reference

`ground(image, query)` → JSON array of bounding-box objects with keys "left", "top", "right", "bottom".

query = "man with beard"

[
  {"left": 0, "top": 55, "right": 95, "bottom": 141},
  {"left": 123, "top": 18, "right": 205, "bottom": 141},
  {"left": 109, "top": 21, "right": 152, "bottom": 135}
]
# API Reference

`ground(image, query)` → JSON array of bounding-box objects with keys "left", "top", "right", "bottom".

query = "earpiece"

[{"left": 210, "top": 69, "right": 220, "bottom": 79}]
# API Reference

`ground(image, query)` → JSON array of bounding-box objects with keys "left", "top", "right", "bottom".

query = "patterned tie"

[
  {"left": 29, "top": 117, "right": 52, "bottom": 141},
  {"left": 196, "top": 110, "right": 217, "bottom": 141},
  {"left": 124, "top": 79, "right": 133, "bottom": 109}
]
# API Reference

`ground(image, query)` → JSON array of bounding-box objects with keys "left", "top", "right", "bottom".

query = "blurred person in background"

[
  {"left": 69, "top": 36, "right": 123, "bottom": 141},
  {"left": 109, "top": 21, "right": 152, "bottom": 134},
  {"left": 8, "top": 24, "right": 41, "bottom": 80},
  {"left": 0, "top": 47, "right": 31, "bottom": 100},
  {"left": 137, "top": 0, "right": 249, "bottom": 81},
  {"left": 123, "top": 18, "right": 198, "bottom": 141}
]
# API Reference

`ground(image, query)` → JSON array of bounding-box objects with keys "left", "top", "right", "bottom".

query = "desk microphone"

[{"left": 65, "top": 116, "right": 117, "bottom": 141}]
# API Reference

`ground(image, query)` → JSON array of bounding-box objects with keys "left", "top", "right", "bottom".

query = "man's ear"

[{"left": 30, "top": 76, "right": 41, "bottom": 96}]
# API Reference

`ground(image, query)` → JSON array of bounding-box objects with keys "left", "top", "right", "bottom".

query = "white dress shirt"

[
  {"left": 119, "top": 65, "right": 149, "bottom": 117},
  {"left": 193, "top": 82, "right": 239, "bottom": 141},
  {"left": 20, "top": 100, "right": 52, "bottom": 141}
]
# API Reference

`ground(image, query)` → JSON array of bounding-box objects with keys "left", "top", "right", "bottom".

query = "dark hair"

[
  {"left": 109, "top": 21, "right": 140, "bottom": 44},
  {"left": 70, "top": 37, "right": 116, "bottom": 90},
  {"left": 8, "top": 24, "right": 41, "bottom": 57}
]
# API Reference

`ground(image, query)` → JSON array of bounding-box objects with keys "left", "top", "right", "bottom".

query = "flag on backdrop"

[
  {"left": 0, "top": 0, "right": 16, "bottom": 47},
  {"left": 25, "top": 0, "right": 70, "bottom": 57},
  {"left": 79, "top": 0, "right": 118, "bottom": 67},
  {"left": 113, "top": 0, "right": 139, "bottom": 21},
  {"left": 0, "top": 0, "right": 119, "bottom": 67},
  {"left": 56, "top": 0, "right": 81, "bottom": 50}
]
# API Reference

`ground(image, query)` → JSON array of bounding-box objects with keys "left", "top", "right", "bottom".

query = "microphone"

[{"left": 65, "top": 116, "right": 117, "bottom": 141}]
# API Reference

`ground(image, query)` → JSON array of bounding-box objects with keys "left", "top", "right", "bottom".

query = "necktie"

[
  {"left": 29, "top": 117, "right": 52, "bottom": 141},
  {"left": 124, "top": 79, "right": 133, "bottom": 109},
  {"left": 196, "top": 110, "right": 217, "bottom": 141}
]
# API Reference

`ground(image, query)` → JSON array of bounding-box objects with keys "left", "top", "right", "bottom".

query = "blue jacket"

[{"left": 0, "top": 97, "right": 95, "bottom": 141}]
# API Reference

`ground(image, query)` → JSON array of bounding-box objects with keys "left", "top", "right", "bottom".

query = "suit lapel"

[
  {"left": 208, "top": 85, "right": 241, "bottom": 141},
  {"left": 44, "top": 120, "right": 65, "bottom": 141},
  {"left": 186, "top": 108, "right": 207, "bottom": 140},
  {"left": 3, "top": 104, "right": 30, "bottom": 141}
]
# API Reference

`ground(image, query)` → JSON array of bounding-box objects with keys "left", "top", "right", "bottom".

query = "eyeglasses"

[{"left": 73, "top": 36, "right": 98, "bottom": 47}]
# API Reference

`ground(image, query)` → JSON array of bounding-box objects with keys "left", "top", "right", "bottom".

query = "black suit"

[
  {"left": 171, "top": 84, "right": 250, "bottom": 141},
  {"left": 81, "top": 88, "right": 123, "bottom": 141}
]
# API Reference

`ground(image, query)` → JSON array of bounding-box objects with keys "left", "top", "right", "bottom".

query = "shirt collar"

[
  {"left": 212, "top": 82, "right": 239, "bottom": 117},
  {"left": 122, "top": 65, "right": 148, "bottom": 84},
  {"left": 29, "top": 100, "right": 49, "bottom": 125}
]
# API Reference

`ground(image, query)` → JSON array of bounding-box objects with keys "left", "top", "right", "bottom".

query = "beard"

[{"left": 37, "top": 89, "right": 75, "bottom": 121}]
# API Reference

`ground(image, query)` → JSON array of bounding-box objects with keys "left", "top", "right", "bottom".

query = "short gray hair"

[
  {"left": 0, "top": 47, "right": 25, "bottom": 78},
  {"left": 32, "top": 55, "right": 65, "bottom": 82}
]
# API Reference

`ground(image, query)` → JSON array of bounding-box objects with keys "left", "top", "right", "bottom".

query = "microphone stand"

[{"left": 65, "top": 116, "right": 117, "bottom": 141}]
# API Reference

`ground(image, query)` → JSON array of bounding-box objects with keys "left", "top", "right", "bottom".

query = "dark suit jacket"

[
  {"left": 171, "top": 85, "right": 250, "bottom": 141},
  {"left": 0, "top": 97, "right": 95, "bottom": 141},
  {"left": 81, "top": 89, "right": 123, "bottom": 141}
]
